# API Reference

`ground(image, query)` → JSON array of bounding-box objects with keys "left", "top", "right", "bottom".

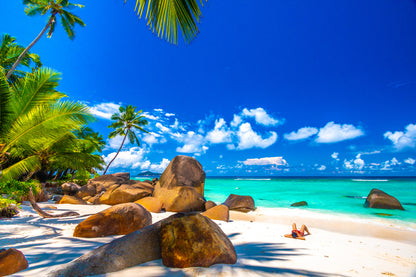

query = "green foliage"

[
  {"left": 127, "top": 0, "right": 207, "bottom": 44},
  {"left": 0, "top": 197, "right": 19, "bottom": 218},
  {"left": 0, "top": 179, "right": 40, "bottom": 201},
  {"left": 23, "top": 0, "right": 85, "bottom": 40},
  {"left": 73, "top": 169, "right": 92, "bottom": 185},
  {"left": 103, "top": 105, "right": 149, "bottom": 174}
]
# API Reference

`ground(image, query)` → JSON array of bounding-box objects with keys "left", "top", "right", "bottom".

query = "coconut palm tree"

[
  {"left": 127, "top": 0, "right": 207, "bottom": 44},
  {"left": 0, "top": 68, "right": 95, "bottom": 181},
  {"left": 0, "top": 34, "right": 42, "bottom": 83},
  {"left": 6, "top": 0, "right": 85, "bottom": 79},
  {"left": 103, "top": 105, "right": 149, "bottom": 175}
]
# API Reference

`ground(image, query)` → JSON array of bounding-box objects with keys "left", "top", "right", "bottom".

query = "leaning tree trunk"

[
  {"left": 102, "top": 134, "right": 127, "bottom": 175},
  {"left": 6, "top": 13, "right": 56, "bottom": 79},
  {"left": 28, "top": 187, "right": 79, "bottom": 218}
]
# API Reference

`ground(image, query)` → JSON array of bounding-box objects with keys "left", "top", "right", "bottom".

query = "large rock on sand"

[
  {"left": 0, "top": 248, "right": 28, "bottom": 276},
  {"left": 153, "top": 155, "right": 206, "bottom": 212},
  {"left": 364, "top": 188, "right": 404, "bottom": 210},
  {"left": 99, "top": 181, "right": 153, "bottom": 205},
  {"left": 57, "top": 195, "right": 87, "bottom": 205},
  {"left": 223, "top": 194, "right": 255, "bottom": 213},
  {"left": 134, "top": 197, "right": 162, "bottom": 213},
  {"left": 87, "top": 172, "right": 130, "bottom": 190},
  {"left": 160, "top": 213, "right": 237, "bottom": 268},
  {"left": 73, "top": 203, "right": 151, "bottom": 237},
  {"left": 49, "top": 223, "right": 162, "bottom": 277},
  {"left": 61, "top": 182, "right": 80, "bottom": 196},
  {"left": 201, "top": 204, "right": 229, "bottom": 222},
  {"left": 76, "top": 184, "right": 96, "bottom": 199}
]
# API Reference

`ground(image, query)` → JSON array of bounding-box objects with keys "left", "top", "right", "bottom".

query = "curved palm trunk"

[
  {"left": 6, "top": 13, "right": 56, "bottom": 79},
  {"left": 102, "top": 133, "right": 127, "bottom": 175}
]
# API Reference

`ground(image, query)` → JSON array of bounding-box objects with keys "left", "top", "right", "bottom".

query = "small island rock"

[
  {"left": 291, "top": 201, "right": 308, "bottom": 207},
  {"left": 364, "top": 188, "right": 404, "bottom": 210}
]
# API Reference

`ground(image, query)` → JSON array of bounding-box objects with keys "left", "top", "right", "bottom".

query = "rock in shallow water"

[{"left": 364, "top": 188, "right": 404, "bottom": 210}]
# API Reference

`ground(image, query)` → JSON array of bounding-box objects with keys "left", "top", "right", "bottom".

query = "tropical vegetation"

[
  {"left": 6, "top": 0, "right": 85, "bottom": 79},
  {"left": 103, "top": 105, "right": 149, "bottom": 174}
]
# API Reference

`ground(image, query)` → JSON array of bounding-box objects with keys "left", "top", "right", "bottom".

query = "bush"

[
  {"left": 73, "top": 170, "right": 92, "bottom": 185},
  {"left": 0, "top": 197, "right": 19, "bottom": 218},
  {"left": 0, "top": 179, "right": 40, "bottom": 202}
]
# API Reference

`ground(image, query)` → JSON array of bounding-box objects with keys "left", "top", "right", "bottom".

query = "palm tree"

[
  {"left": 128, "top": 0, "right": 207, "bottom": 44},
  {"left": 0, "top": 68, "right": 94, "bottom": 181},
  {"left": 103, "top": 105, "right": 149, "bottom": 175},
  {"left": 6, "top": 0, "right": 85, "bottom": 79},
  {"left": 0, "top": 34, "right": 42, "bottom": 83}
]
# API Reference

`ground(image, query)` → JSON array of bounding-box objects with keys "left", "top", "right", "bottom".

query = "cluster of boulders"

[{"left": 49, "top": 213, "right": 237, "bottom": 276}]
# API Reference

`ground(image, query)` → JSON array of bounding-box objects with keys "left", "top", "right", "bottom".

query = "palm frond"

[
  {"left": 129, "top": 0, "right": 206, "bottom": 44},
  {"left": 0, "top": 155, "right": 40, "bottom": 181},
  {"left": 0, "top": 71, "right": 12, "bottom": 138}
]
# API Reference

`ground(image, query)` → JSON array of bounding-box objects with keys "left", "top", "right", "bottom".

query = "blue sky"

[{"left": 1, "top": 0, "right": 416, "bottom": 176}]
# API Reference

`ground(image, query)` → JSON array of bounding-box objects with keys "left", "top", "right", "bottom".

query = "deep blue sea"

[
  {"left": 136, "top": 176, "right": 416, "bottom": 225},
  {"left": 203, "top": 177, "right": 416, "bottom": 224}
]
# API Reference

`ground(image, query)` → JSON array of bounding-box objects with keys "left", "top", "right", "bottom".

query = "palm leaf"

[
  {"left": 0, "top": 155, "right": 40, "bottom": 181},
  {"left": 129, "top": 0, "right": 206, "bottom": 44}
]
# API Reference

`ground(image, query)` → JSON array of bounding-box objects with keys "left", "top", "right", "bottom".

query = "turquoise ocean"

[
  {"left": 203, "top": 177, "right": 416, "bottom": 226},
  {"left": 137, "top": 176, "right": 416, "bottom": 227}
]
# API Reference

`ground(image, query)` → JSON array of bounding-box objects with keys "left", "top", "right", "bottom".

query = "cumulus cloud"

[
  {"left": 156, "top": 122, "right": 170, "bottom": 133},
  {"left": 236, "top": 123, "right": 278, "bottom": 150},
  {"left": 316, "top": 122, "right": 364, "bottom": 143},
  {"left": 102, "top": 147, "right": 147, "bottom": 169},
  {"left": 154, "top": 108, "right": 163, "bottom": 112},
  {"left": 105, "top": 135, "right": 125, "bottom": 150},
  {"left": 405, "top": 158, "right": 415, "bottom": 165},
  {"left": 142, "top": 112, "right": 159, "bottom": 120},
  {"left": 230, "top": 114, "right": 242, "bottom": 127},
  {"left": 242, "top": 157, "right": 287, "bottom": 166},
  {"left": 165, "top": 113, "right": 175, "bottom": 117},
  {"left": 241, "top": 108, "right": 281, "bottom": 126},
  {"left": 206, "top": 118, "right": 232, "bottom": 144},
  {"left": 176, "top": 131, "right": 208, "bottom": 154},
  {"left": 384, "top": 124, "right": 416, "bottom": 150},
  {"left": 317, "top": 165, "right": 326, "bottom": 171},
  {"left": 88, "top": 102, "right": 120, "bottom": 119},
  {"left": 344, "top": 154, "right": 365, "bottom": 171},
  {"left": 284, "top": 127, "right": 318, "bottom": 141},
  {"left": 331, "top": 152, "right": 339, "bottom": 160}
]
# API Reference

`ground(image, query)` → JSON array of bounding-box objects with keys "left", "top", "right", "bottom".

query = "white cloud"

[
  {"left": 105, "top": 135, "right": 125, "bottom": 150},
  {"left": 206, "top": 118, "right": 232, "bottom": 144},
  {"left": 331, "top": 152, "right": 339, "bottom": 160},
  {"left": 176, "top": 131, "right": 208, "bottom": 154},
  {"left": 284, "top": 127, "right": 318, "bottom": 141},
  {"left": 230, "top": 115, "right": 242, "bottom": 127},
  {"left": 242, "top": 157, "right": 287, "bottom": 166},
  {"left": 149, "top": 158, "right": 170, "bottom": 173},
  {"left": 380, "top": 157, "right": 401, "bottom": 171},
  {"left": 142, "top": 112, "right": 159, "bottom": 120},
  {"left": 165, "top": 113, "right": 175, "bottom": 117},
  {"left": 156, "top": 122, "right": 170, "bottom": 133},
  {"left": 236, "top": 123, "right": 278, "bottom": 150},
  {"left": 384, "top": 124, "right": 416, "bottom": 150},
  {"left": 343, "top": 154, "right": 365, "bottom": 171},
  {"left": 405, "top": 158, "right": 415, "bottom": 165},
  {"left": 142, "top": 134, "right": 162, "bottom": 146},
  {"left": 103, "top": 147, "right": 147, "bottom": 169},
  {"left": 88, "top": 102, "right": 120, "bottom": 120},
  {"left": 317, "top": 165, "right": 326, "bottom": 171},
  {"left": 154, "top": 108, "right": 163, "bottom": 112},
  {"left": 316, "top": 122, "right": 364, "bottom": 143},
  {"left": 241, "top": 108, "right": 281, "bottom": 126}
]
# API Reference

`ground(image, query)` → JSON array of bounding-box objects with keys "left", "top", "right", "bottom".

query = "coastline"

[{"left": 1, "top": 203, "right": 415, "bottom": 276}]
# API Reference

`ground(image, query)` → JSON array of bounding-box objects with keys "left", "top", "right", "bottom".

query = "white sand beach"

[{"left": 1, "top": 202, "right": 415, "bottom": 277}]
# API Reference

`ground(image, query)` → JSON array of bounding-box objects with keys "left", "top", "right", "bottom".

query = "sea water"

[
  {"left": 136, "top": 176, "right": 416, "bottom": 226},
  {"left": 204, "top": 177, "right": 416, "bottom": 225}
]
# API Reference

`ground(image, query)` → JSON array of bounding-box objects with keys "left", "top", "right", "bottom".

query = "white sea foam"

[
  {"left": 352, "top": 179, "right": 389, "bottom": 182},
  {"left": 234, "top": 178, "right": 271, "bottom": 181}
]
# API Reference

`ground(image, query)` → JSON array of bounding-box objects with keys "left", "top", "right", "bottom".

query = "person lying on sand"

[{"left": 284, "top": 223, "right": 311, "bottom": 240}]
